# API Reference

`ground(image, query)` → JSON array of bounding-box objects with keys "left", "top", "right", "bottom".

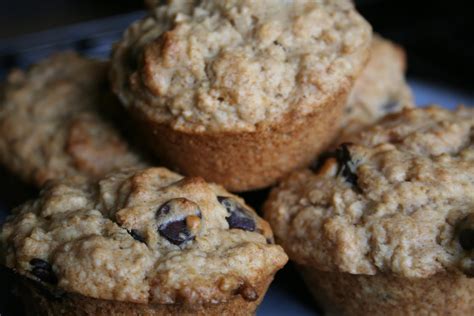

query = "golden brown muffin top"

[
  {"left": 340, "top": 35, "right": 414, "bottom": 140},
  {"left": 1, "top": 168, "right": 287, "bottom": 304},
  {"left": 265, "top": 106, "right": 474, "bottom": 278},
  {"left": 0, "top": 52, "right": 147, "bottom": 187},
  {"left": 112, "top": 0, "right": 372, "bottom": 132}
]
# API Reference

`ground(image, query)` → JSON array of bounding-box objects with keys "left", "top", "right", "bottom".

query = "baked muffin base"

[
  {"left": 19, "top": 276, "right": 274, "bottom": 316},
  {"left": 135, "top": 87, "right": 348, "bottom": 192},
  {"left": 299, "top": 266, "right": 474, "bottom": 316}
]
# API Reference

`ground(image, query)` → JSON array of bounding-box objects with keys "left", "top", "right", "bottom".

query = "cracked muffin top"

[
  {"left": 0, "top": 52, "right": 147, "bottom": 187},
  {"left": 339, "top": 36, "right": 413, "bottom": 140},
  {"left": 1, "top": 167, "right": 287, "bottom": 304},
  {"left": 264, "top": 106, "right": 474, "bottom": 278},
  {"left": 111, "top": 0, "right": 372, "bottom": 132}
]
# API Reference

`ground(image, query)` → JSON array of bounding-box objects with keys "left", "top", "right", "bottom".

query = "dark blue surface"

[{"left": 409, "top": 79, "right": 474, "bottom": 109}]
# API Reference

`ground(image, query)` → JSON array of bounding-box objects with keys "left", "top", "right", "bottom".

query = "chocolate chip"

[
  {"left": 460, "top": 229, "right": 474, "bottom": 251},
  {"left": 159, "top": 220, "right": 192, "bottom": 246},
  {"left": 218, "top": 197, "right": 256, "bottom": 232},
  {"left": 30, "top": 258, "right": 50, "bottom": 270},
  {"left": 129, "top": 229, "right": 146, "bottom": 243},
  {"left": 311, "top": 144, "right": 359, "bottom": 189},
  {"left": 156, "top": 198, "right": 202, "bottom": 246},
  {"left": 457, "top": 214, "right": 474, "bottom": 251},
  {"left": 335, "top": 144, "right": 359, "bottom": 187},
  {"left": 30, "top": 258, "right": 57, "bottom": 284}
]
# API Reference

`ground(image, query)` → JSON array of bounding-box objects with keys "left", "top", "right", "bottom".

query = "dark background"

[
  {"left": 0, "top": 0, "right": 473, "bottom": 90},
  {"left": 0, "top": 0, "right": 140, "bottom": 38}
]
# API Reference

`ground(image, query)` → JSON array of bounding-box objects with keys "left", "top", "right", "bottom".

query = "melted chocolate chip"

[
  {"left": 311, "top": 144, "right": 359, "bottom": 189},
  {"left": 160, "top": 204, "right": 171, "bottom": 215},
  {"left": 156, "top": 198, "right": 202, "bottom": 246},
  {"left": 217, "top": 197, "right": 256, "bottom": 232},
  {"left": 129, "top": 229, "right": 146, "bottom": 243},
  {"left": 159, "top": 220, "right": 192, "bottom": 246},
  {"left": 457, "top": 214, "right": 474, "bottom": 251},
  {"left": 30, "top": 258, "right": 57, "bottom": 284},
  {"left": 335, "top": 144, "right": 358, "bottom": 187},
  {"left": 459, "top": 229, "right": 474, "bottom": 251}
]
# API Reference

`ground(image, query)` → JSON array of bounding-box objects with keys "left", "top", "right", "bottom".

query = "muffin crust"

[
  {"left": 0, "top": 53, "right": 147, "bottom": 186},
  {"left": 340, "top": 36, "right": 414, "bottom": 139},
  {"left": 112, "top": 0, "right": 372, "bottom": 132},
  {"left": 265, "top": 106, "right": 474, "bottom": 278},
  {"left": 301, "top": 268, "right": 474, "bottom": 315},
  {"left": 1, "top": 168, "right": 287, "bottom": 305}
]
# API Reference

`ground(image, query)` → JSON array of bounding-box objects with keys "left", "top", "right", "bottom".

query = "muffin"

[
  {"left": 339, "top": 35, "right": 414, "bottom": 141},
  {"left": 264, "top": 106, "right": 474, "bottom": 315},
  {"left": 0, "top": 52, "right": 148, "bottom": 187},
  {"left": 1, "top": 167, "right": 288, "bottom": 315},
  {"left": 111, "top": 0, "right": 372, "bottom": 191}
]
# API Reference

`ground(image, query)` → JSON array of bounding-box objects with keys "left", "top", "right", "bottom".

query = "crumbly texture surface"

[
  {"left": 1, "top": 168, "right": 287, "bottom": 305},
  {"left": 265, "top": 106, "right": 474, "bottom": 278},
  {"left": 339, "top": 36, "right": 413, "bottom": 139},
  {"left": 111, "top": 0, "right": 372, "bottom": 132},
  {"left": 0, "top": 52, "right": 147, "bottom": 187}
]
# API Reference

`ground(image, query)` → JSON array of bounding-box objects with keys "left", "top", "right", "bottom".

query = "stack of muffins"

[{"left": 0, "top": 1, "right": 472, "bottom": 315}]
